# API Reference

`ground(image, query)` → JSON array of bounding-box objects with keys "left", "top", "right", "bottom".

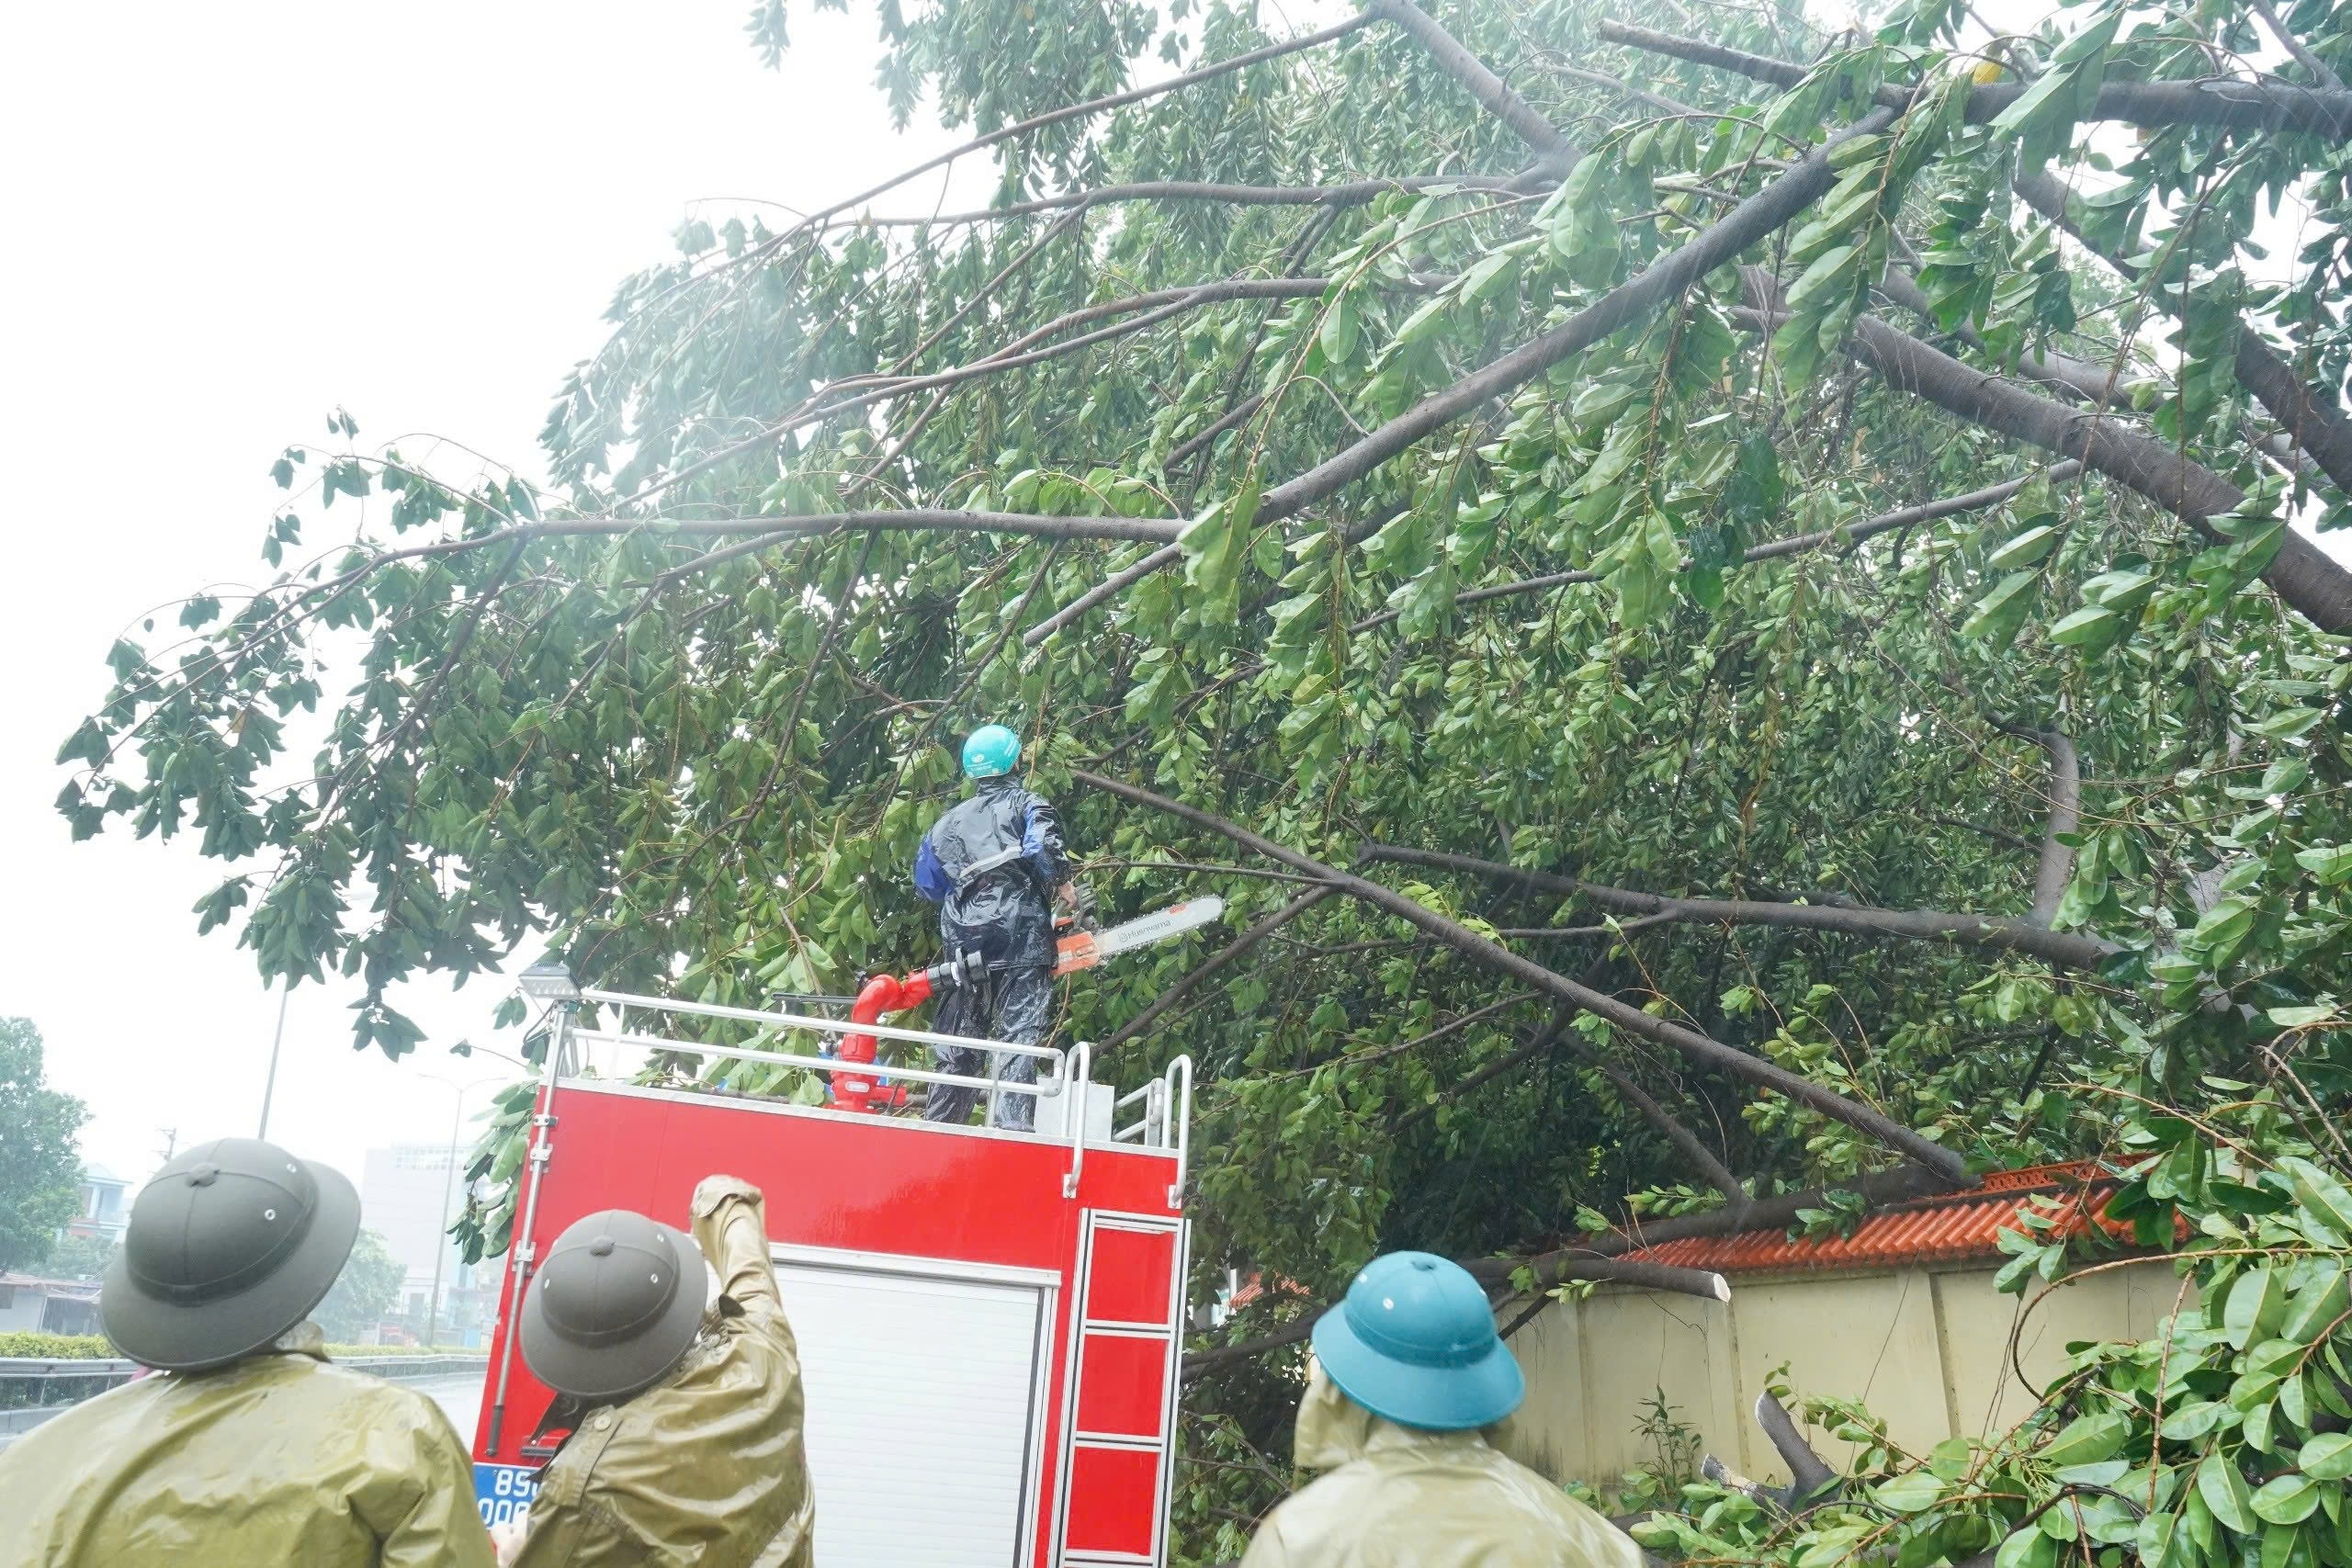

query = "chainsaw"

[{"left": 829, "top": 896, "right": 1225, "bottom": 1112}]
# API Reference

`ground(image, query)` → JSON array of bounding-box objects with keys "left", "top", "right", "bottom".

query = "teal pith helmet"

[
  {"left": 962, "top": 724, "right": 1021, "bottom": 780},
  {"left": 1309, "top": 1250, "right": 1525, "bottom": 1431}
]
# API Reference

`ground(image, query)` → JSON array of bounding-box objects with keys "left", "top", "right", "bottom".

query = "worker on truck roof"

[
  {"left": 496, "top": 1175, "right": 814, "bottom": 1568},
  {"left": 913, "top": 722, "right": 1074, "bottom": 1131},
  {"left": 1241, "top": 1251, "right": 1643, "bottom": 1568},
  {"left": 0, "top": 1136, "right": 495, "bottom": 1568}
]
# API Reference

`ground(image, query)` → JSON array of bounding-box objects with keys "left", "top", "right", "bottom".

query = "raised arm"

[{"left": 690, "top": 1175, "right": 779, "bottom": 1313}]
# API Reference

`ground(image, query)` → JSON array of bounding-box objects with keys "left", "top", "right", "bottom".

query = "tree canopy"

[
  {"left": 54, "top": 0, "right": 2352, "bottom": 1557},
  {"left": 0, "top": 1019, "right": 89, "bottom": 1276},
  {"left": 313, "top": 1226, "right": 408, "bottom": 1344}
]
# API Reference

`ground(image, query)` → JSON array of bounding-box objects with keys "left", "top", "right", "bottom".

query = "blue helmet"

[
  {"left": 1310, "top": 1251, "right": 1524, "bottom": 1431},
  {"left": 961, "top": 724, "right": 1022, "bottom": 780}
]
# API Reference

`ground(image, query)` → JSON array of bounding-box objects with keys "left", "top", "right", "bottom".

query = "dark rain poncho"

[
  {"left": 507, "top": 1176, "right": 814, "bottom": 1568},
  {"left": 0, "top": 1324, "right": 494, "bottom": 1568},
  {"left": 913, "top": 774, "right": 1069, "bottom": 1128},
  {"left": 912, "top": 774, "right": 1069, "bottom": 971},
  {"left": 1239, "top": 1366, "right": 1644, "bottom": 1568}
]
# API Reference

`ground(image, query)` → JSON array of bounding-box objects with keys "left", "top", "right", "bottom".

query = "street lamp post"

[
  {"left": 257, "top": 984, "right": 291, "bottom": 1139},
  {"left": 418, "top": 1071, "right": 500, "bottom": 1348}
]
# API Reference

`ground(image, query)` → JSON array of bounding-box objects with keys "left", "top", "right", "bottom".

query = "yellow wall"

[{"left": 1489, "top": 1260, "right": 2191, "bottom": 1492}]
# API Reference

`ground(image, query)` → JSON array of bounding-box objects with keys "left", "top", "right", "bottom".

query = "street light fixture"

[{"left": 515, "top": 961, "right": 581, "bottom": 1004}]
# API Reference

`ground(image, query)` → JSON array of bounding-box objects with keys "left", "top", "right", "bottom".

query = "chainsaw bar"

[{"left": 1054, "top": 896, "right": 1225, "bottom": 975}]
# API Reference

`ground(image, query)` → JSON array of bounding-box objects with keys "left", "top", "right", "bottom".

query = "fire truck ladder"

[{"left": 1056, "top": 1058, "right": 1192, "bottom": 1568}]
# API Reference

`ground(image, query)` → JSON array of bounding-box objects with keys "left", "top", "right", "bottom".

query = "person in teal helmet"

[
  {"left": 910, "top": 725, "right": 1075, "bottom": 1129},
  {"left": 1240, "top": 1251, "right": 1643, "bottom": 1568}
]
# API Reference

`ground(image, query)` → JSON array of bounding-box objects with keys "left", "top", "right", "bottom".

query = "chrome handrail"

[
  {"left": 577, "top": 987, "right": 1065, "bottom": 1063},
  {"left": 572, "top": 1029, "right": 1062, "bottom": 1098},
  {"left": 1163, "top": 1055, "right": 1193, "bottom": 1209},
  {"left": 1063, "top": 1042, "right": 1093, "bottom": 1199}
]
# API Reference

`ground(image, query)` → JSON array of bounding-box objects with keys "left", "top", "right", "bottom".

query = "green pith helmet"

[
  {"left": 519, "top": 1208, "right": 708, "bottom": 1402},
  {"left": 961, "top": 724, "right": 1021, "bottom": 780},
  {"left": 100, "top": 1137, "right": 362, "bottom": 1372}
]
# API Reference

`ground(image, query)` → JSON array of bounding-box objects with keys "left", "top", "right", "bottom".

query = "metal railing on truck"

[{"left": 486, "top": 979, "right": 1193, "bottom": 1451}]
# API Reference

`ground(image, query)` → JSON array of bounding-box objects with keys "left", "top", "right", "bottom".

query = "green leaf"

[
  {"left": 2163, "top": 1402, "right": 2233, "bottom": 1441},
  {"left": 2293, "top": 846, "right": 2352, "bottom": 885},
  {"left": 2297, "top": 1432, "right": 2352, "bottom": 1480},
  {"left": 2229, "top": 1267, "right": 2290, "bottom": 1350},
  {"left": 2280, "top": 1158, "right": 2352, "bottom": 1237},
  {"left": 1989, "top": 523, "right": 2064, "bottom": 570},
  {"left": 1996, "top": 1524, "right": 2057, "bottom": 1568},
  {"left": 2049, "top": 604, "right": 2120, "bottom": 649},
  {"left": 1963, "top": 570, "right": 2041, "bottom": 650},
  {"left": 2200, "top": 1454, "right": 2256, "bottom": 1535},
  {"left": 1319, "top": 295, "right": 1360, "bottom": 366},
  {"left": 1876, "top": 1470, "right": 1948, "bottom": 1512},
  {"left": 2254, "top": 1473, "right": 2323, "bottom": 1526},
  {"left": 2045, "top": 1410, "right": 2132, "bottom": 1466}
]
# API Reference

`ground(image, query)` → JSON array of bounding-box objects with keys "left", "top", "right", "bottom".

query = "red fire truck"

[{"left": 468, "top": 964, "right": 1196, "bottom": 1568}]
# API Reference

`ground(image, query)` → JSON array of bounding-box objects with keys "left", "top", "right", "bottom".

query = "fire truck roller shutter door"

[{"left": 772, "top": 1255, "right": 1050, "bottom": 1566}]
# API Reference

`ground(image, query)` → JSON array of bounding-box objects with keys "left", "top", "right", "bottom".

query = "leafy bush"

[
  {"left": 1631, "top": 1119, "right": 2352, "bottom": 1568},
  {"left": 0, "top": 1332, "right": 111, "bottom": 1359}
]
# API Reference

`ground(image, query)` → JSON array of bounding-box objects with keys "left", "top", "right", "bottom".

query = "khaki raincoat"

[
  {"left": 1240, "top": 1366, "right": 1644, "bottom": 1568},
  {"left": 510, "top": 1176, "right": 815, "bottom": 1568},
  {"left": 0, "top": 1323, "right": 494, "bottom": 1568}
]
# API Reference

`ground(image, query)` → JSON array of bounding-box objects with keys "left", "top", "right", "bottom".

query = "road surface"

[{"left": 416, "top": 1370, "right": 490, "bottom": 1435}]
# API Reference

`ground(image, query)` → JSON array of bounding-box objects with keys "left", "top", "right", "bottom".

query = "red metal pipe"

[{"left": 832, "top": 970, "right": 932, "bottom": 1112}]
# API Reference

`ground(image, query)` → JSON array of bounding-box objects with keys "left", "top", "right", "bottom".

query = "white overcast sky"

[
  {"left": 0, "top": 0, "right": 991, "bottom": 1192},
  {"left": 2, "top": 0, "right": 2345, "bottom": 1201}
]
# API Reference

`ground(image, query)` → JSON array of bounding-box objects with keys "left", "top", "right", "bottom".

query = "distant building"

[
  {"left": 63, "top": 1163, "right": 130, "bottom": 1245},
  {"left": 358, "top": 1144, "right": 490, "bottom": 1347},
  {"left": 0, "top": 1274, "right": 102, "bottom": 1336}
]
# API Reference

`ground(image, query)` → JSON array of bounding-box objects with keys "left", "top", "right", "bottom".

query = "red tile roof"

[{"left": 1619, "top": 1162, "right": 2131, "bottom": 1276}]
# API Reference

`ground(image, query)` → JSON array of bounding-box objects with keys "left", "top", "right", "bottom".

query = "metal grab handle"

[
  {"left": 1163, "top": 1055, "right": 1193, "bottom": 1209},
  {"left": 1064, "top": 1041, "right": 1093, "bottom": 1199}
]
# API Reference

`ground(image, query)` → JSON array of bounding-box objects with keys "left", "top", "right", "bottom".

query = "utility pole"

[
  {"left": 257, "top": 984, "right": 290, "bottom": 1140},
  {"left": 154, "top": 1128, "right": 178, "bottom": 1166}
]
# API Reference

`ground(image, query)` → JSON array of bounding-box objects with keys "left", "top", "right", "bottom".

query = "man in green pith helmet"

[
  {"left": 1240, "top": 1250, "right": 1643, "bottom": 1568},
  {"left": 912, "top": 723, "right": 1076, "bottom": 1130},
  {"left": 0, "top": 1136, "right": 495, "bottom": 1568},
  {"left": 498, "top": 1176, "right": 815, "bottom": 1568}
]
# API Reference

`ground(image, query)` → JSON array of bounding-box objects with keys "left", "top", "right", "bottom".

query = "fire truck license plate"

[{"left": 474, "top": 1462, "right": 542, "bottom": 1528}]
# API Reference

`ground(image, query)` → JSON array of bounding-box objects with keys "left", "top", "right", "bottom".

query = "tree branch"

[
  {"left": 1035, "top": 100, "right": 1901, "bottom": 628},
  {"left": 1568, "top": 1038, "right": 1748, "bottom": 1208},
  {"left": 1590, "top": 16, "right": 2352, "bottom": 497},
  {"left": 1102, "top": 884, "right": 1339, "bottom": 1050},
  {"left": 1595, "top": 19, "right": 2352, "bottom": 137},
  {"left": 2252, "top": 0, "right": 2346, "bottom": 93},
  {"left": 1073, "top": 769, "right": 1973, "bottom": 1179},
  {"left": 759, "top": 14, "right": 1380, "bottom": 249},
  {"left": 1741, "top": 270, "right": 2352, "bottom": 631},
  {"left": 1395, "top": 1010, "right": 1569, "bottom": 1128},
  {"left": 2019, "top": 728, "right": 2081, "bottom": 928},
  {"left": 1369, "top": 0, "right": 1577, "bottom": 163},
  {"left": 2011, "top": 170, "right": 2352, "bottom": 505},
  {"left": 1351, "top": 460, "right": 2085, "bottom": 632},
  {"left": 1360, "top": 842, "right": 2118, "bottom": 970}
]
